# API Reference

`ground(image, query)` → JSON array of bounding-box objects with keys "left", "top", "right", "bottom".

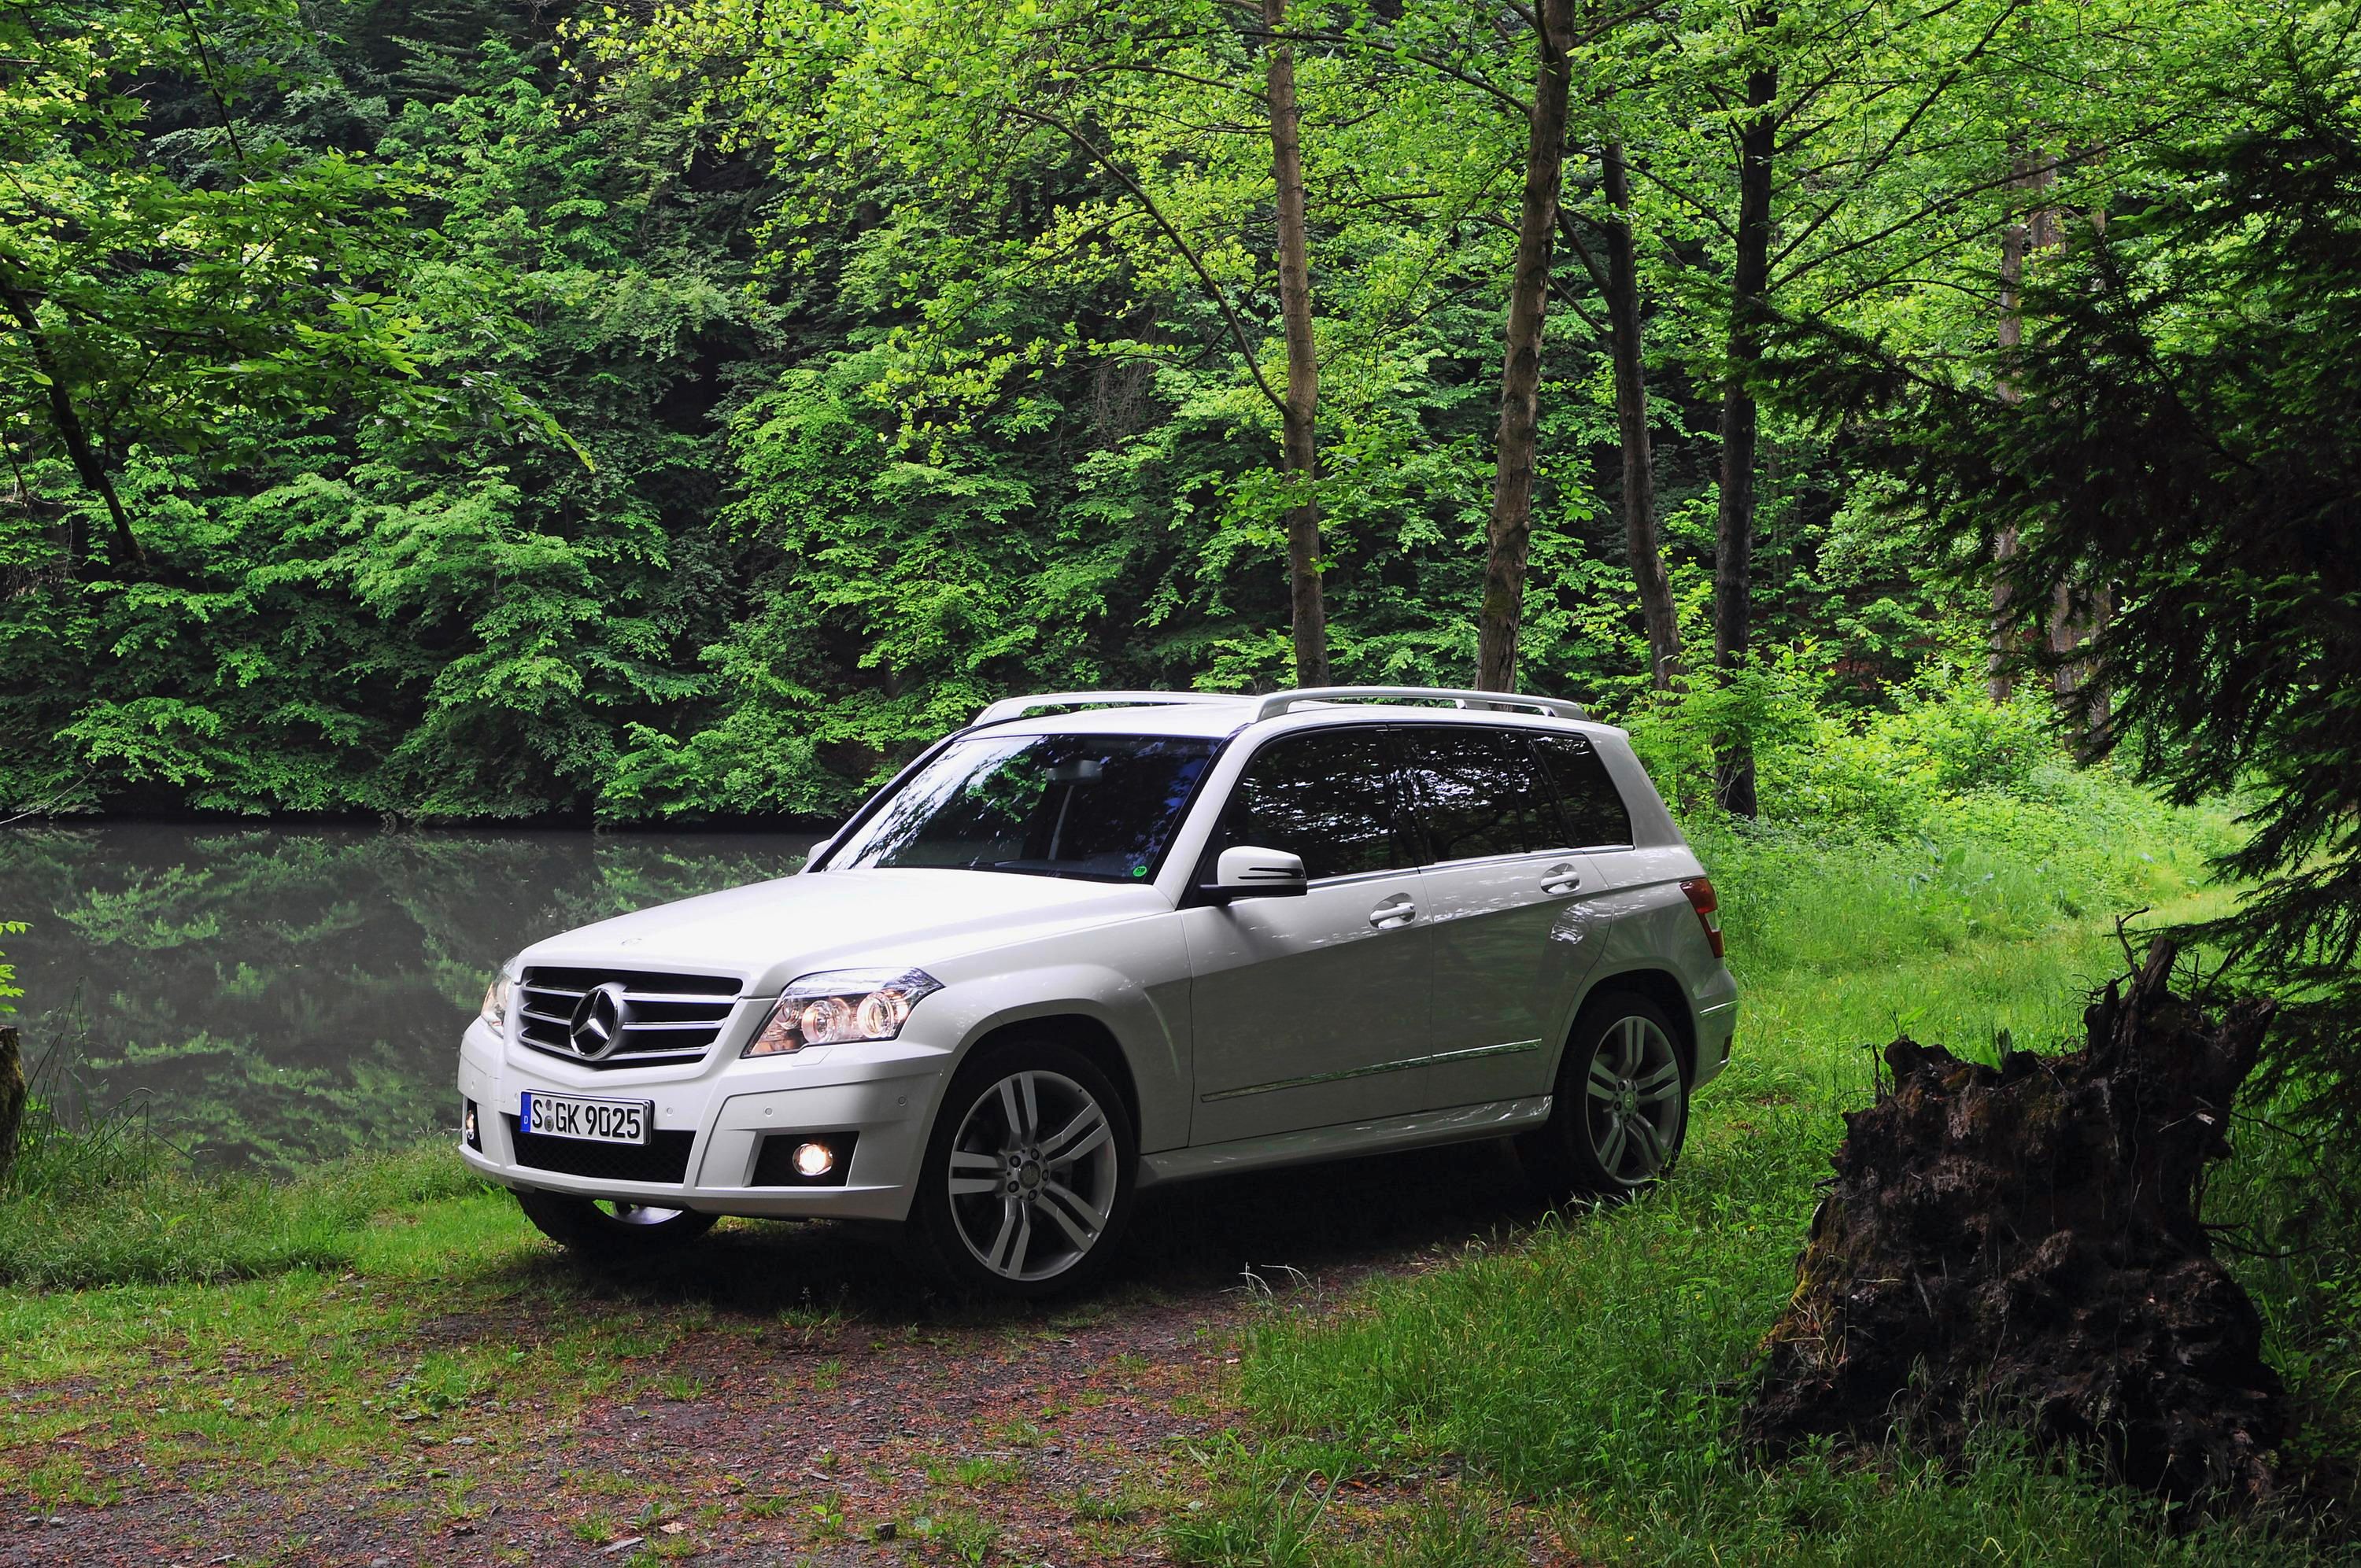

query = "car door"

[
  {"left": 1395, "top": 724, "right": 1603, "bottom": 1110},
  {"left": 1181, "top": 725, "right": 1433, "bottom": 1145}
]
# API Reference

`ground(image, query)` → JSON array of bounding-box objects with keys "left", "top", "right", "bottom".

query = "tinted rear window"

[
  {"left": 1396, "top": 726, "right": 1562, "bottom": 862},
  {"left": 1530, "top": 733, "right": 1633, "bottom": 847}
]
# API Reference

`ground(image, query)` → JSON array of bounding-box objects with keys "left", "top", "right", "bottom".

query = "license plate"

[{"left": 519, "top": 1090, "right": 651, "bottom": 1146}]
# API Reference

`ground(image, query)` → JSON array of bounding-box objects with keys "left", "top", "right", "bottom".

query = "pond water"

[{"left": 0, "top": 824, "right": 815, "bottom": 1171}]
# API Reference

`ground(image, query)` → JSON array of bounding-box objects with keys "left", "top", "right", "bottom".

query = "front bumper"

[{"left": 456, "top": 1016, "right": 944, "bottom": 1223}]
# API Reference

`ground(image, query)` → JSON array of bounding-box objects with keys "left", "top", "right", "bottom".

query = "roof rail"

[
  {"left": 970, "top": 690, "right": 1246, "bottom": 729},
  {"left": 1254, "top": 685, "right": 1587, "bottom": 722}
]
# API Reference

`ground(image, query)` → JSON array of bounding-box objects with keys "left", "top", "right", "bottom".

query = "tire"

[
  {"left": 1517, "top": 989, "right": 1690, "bottom": 1201},
  {"left": 515, "top": 1188, "right": 719, "bottom": 1262},
  {"left": 908, "top": 1039, "right": 1138, "bottom": 1301}
]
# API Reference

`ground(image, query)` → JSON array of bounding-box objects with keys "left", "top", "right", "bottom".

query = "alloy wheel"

[
  {"left": 1583, "top": 1013, "right": 1685, "bottom": 1185},
  {"left": 945, "top": 1068, "right": 1120, "bottom": 1282}
]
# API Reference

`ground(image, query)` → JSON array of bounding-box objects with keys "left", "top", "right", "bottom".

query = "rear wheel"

[
  {"left": 515, "top": 1189, "right": 718, "bottom": 1261},
  {"left": 1518, "top": 990, "right": 1689, "bottom": 1201},
  {"left": 910, "top": 1040, "right": 1136, "bottom": 1300}
]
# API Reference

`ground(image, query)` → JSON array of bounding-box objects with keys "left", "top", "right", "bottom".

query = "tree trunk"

[
  {"left": 1713, "top": 21, "right": 1776, "bottom": 814},
  {"left": 0, "top": 281, "right": 142, "bottom": 571},
  {"left": 1993, "top": 149, "right": 2068, "bottom": 703},
  {"left": 1474, "top": 0, "right": 1576, "bottom": 693},
  {"left": 2048, "top": 580, "right": 2078, "bottom": 692},
  {"left": 1988, "top": 530, "right": 2019, "bottom": 701},
  {"left": 2052, "top": 201, "right": 2111, "bottom": 740},
  {"left": 1744, "top": 939, "right": 2283, "bottom": 1507},
  {"left": 1990, "top": 141, "right": 2061, "bottom": 703},
  {"left": 1265, "top": 0, "right": 1328, "bottom": 688},
  {"left": 1602, "top": 137, "right": 1680, "bottom": 690},
  {"left": 0, "top": 1027, "right": 22, "bottom": 1186}
]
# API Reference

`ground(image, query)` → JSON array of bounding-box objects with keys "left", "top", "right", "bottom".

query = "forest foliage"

[{"left": 2, "top": 0, "right": 2317, "bottom": 827}]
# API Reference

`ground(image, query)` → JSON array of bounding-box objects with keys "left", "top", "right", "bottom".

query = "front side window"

[
  {"left": 1530, "top": 733, "right": 1633, "bottom": 848},
  {"left": 1215, "top": 728, "right": 1409, "bottom": 882},
  {"left": 1397, "top": 726, "right": 1561, "bottom": 863},
  {"left": 831, "top": 733, "right": 1218, "bottom": 882}
]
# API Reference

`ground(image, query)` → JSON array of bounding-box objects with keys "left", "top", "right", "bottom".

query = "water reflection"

[{"left": 0, "top": 825, "right": 813, "bottom": 1170}]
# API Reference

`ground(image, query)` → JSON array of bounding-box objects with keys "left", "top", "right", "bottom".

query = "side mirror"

[
  {"left": 801, "top": 832, "right": 838, "bottom": 873},
  {"left": 1203, "top": 845, "right": 1309, "bottom": 902}
]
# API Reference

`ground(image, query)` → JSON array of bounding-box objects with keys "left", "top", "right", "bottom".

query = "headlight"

[
  {"left": 745, "top": 968, "right": 940, "bottom": 1057},
  {"left": 479, "top": 968, "right": 515, "bottom": 1030}
]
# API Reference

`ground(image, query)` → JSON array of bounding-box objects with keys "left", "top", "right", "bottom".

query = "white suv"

[{"left": 456, "top": 687, "right": 1738, "bottom": 1297}]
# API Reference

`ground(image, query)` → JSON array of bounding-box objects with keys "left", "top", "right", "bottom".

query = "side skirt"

[{"left": 1137, "top": 1096, "right": 1552, "bottom": 1188}]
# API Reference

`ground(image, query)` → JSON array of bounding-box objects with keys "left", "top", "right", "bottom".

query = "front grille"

[
  {"left": 517, "top": 966, "right": 742, "bottom": 1068},
  {"left": 505, "top": 1116, "right": 696, "bottom": 1183}
]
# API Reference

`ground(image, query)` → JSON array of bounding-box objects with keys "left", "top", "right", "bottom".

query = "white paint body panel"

[
  {"left": 1180, "top": 866, "right": 1434, "bottom": 1144},
  {"left": 453, "top": 694, "right": 1739, "bottom": 1227}
]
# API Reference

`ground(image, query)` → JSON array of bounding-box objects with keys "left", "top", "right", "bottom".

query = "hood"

[{"left": 517, "top": 867, "right": 1170, "bottom": 994}]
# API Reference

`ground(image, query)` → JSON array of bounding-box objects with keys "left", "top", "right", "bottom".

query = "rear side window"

[
  {"left": 1395, "top": 726, "right": 1561, "bottom": 863},
  {"left": 1530, "top": 733, "right": 1634, "bottom": 848},
  {"left": 1217, "top": 728, "right": 1410, "bottom": 881}
]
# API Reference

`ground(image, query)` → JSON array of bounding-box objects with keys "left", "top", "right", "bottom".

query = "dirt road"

[{"left": 3, "top": 1142, "right": 1554, "bottom": 1566}]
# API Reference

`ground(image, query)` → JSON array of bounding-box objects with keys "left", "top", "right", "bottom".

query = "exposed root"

[{"left": 1742, "top": 939, "right": 2284, "bottom": 1507}]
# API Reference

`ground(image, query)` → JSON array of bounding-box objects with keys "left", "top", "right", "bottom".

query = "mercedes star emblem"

[{"left": 567, "top": 981, "right": 630, "bottom": 1059}]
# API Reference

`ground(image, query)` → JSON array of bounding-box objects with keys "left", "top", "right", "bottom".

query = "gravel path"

[{"left": 2, "top": 1142, "right": 1561, "bottom": 1567}]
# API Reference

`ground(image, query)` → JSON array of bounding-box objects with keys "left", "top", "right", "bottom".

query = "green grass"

[
  {"left": 1172, "top": 777, "right": 2358, "bottom": 1567},
  {"left": 2, "top": 762, "right": 2351, "bottom": 1560},
  {"left": 0, "top": 1141, "right": 488, "bottom": 1288}
]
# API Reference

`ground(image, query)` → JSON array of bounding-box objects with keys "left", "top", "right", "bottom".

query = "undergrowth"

[
  {"left": 1, "top": 1028, "right": 485, "bottom": 1288},
  {"left": 0, "top": 927, "right": 490, "bottom": 1286},
  {"left": 0, "top": 1138, "right": 484, "bottom": 1288},
  {"left": 1172, "top": 679, "right": 2356, "bottom": 1566}
]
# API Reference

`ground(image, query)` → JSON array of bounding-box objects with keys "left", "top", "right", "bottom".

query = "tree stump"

[
  {"left": 1742, "top": 939, "right": 2284, "bottom": 1506},
  {"left": 0, "top": 1025, "right": 23, "bottom": 1185}
]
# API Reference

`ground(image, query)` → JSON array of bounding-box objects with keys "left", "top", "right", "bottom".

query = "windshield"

[{"left": 829, "top": 733, "right": 1221, "bottom": 882}]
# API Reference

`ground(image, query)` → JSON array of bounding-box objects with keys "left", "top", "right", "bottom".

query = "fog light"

[
  {"left": 463, "top": 1100, "right": 482, "bottom": 1152},
  {"left": 752, "top": 1131, "right": 857, "bottom": 1186}
]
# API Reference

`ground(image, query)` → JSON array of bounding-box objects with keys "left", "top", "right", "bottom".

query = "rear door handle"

[
  {"left": 1369, "top": 893, "right": 1418, "bottom": 929},
  {"left": 1540, "top": 861, "right": 1583, "bottom": 895}
]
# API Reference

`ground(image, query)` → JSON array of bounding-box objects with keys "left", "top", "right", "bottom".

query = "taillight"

[{"left": 1680, "top": 877, "right": 1724, "bottom": 959}]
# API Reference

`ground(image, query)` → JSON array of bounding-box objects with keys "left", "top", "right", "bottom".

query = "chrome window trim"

[{"left": 1301, "top": 864, "right": 1426, "bottom": 891}]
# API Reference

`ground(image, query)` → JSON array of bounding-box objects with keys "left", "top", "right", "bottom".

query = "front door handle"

[
  {"left": 1369, "top": 893, "right": 1418, "bottom": 929},
  {"left": 1540, "top": 861, "right": 1583, "bottom": 895}
]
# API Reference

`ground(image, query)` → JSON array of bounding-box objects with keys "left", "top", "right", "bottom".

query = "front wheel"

[
  {"left": 515, "top": 1188, "right": 718, "bottom": 1263},
  {"left": 1518, "top": 990, "right": 1690, "bottom": 1201},
  {"left": 909, "top": 1041, "right": 1137, "bottom": 1300}
]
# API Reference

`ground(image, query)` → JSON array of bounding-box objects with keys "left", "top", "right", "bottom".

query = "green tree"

[
  {"left": 1609, "top": 0, "right": 2211, "bottom": 808},
  {"left": 1, "top": 0, "right": 2274, "bottom": 827},
  {"left": 1769, "top": 7, "right": 2361, "bottom": 1121},
  {"left": 0, "top": 0, "right": 426, "bottom": 570}
]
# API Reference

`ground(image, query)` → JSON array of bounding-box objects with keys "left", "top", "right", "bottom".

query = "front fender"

[{"left": 917, "top": 951, "right": 1192, "bottom": 1155}]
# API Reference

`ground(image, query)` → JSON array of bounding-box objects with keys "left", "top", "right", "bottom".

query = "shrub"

[
  {"left": 0, "top": 917, "right": 20, "bottom": 1013},
  {"left": 1621, "top": 651, "right": 2097, "bottom": 845}
]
